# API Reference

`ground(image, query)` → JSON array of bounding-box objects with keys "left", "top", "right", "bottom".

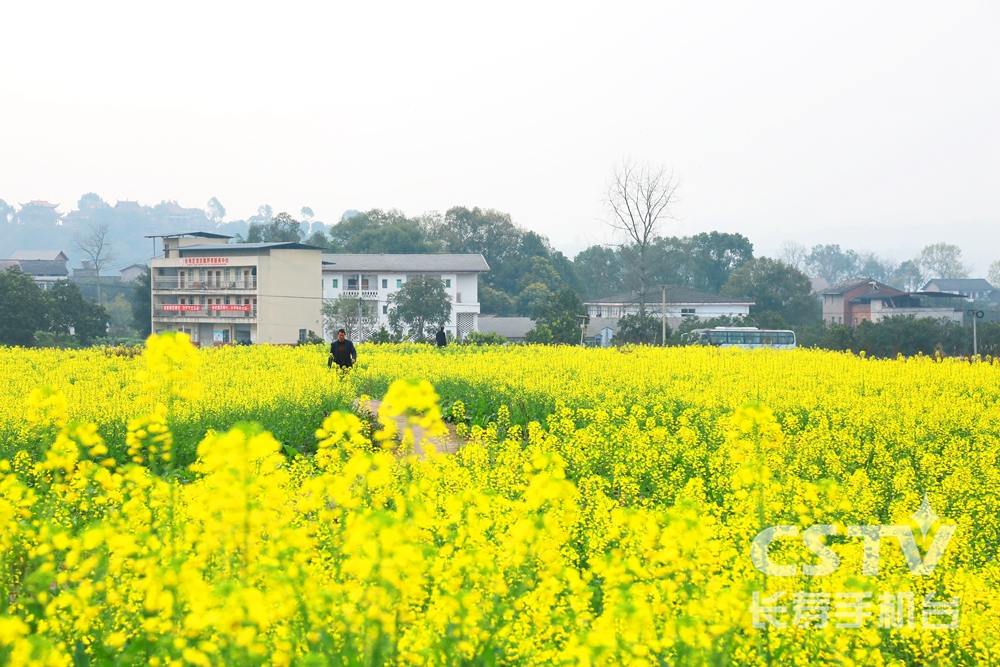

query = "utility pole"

[
  {"left": 358, "top": 297, "right": 364, "bottom": 342},
  {"left": 578, "top": 314, "right": 589, "bottom": 346},
  {"left": 968, "top": 309, "right": 984, "bottom": 356},
  {"left": 661, "top": 286, "right": 667, "bottom": 346}
]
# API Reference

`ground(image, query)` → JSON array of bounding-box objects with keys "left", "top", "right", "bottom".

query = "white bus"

[{"left": 687, "top": 327, "right": 796, "bottom": 349}]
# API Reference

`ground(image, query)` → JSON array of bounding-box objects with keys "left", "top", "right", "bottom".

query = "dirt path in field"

[{"left": 353, "top": 399, "right": 464, "bottom": 457}]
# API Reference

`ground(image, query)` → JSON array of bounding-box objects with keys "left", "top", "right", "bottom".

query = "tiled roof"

[
  {"left": 923, "top": 278, "right": 995, "bottom": 292},
  {"left": 817, "top": 278, "right": 893, "bottom": 295},
  {"left": 584, "top": 287, "right": 753, "bottom": 305},
  {"left": 321, "top": 254, "right": 490, "bottom": 273},
  {"left": 11, "top": 250, "right": 68, "bottom": 261},
  {"left": 145, "top": 231, "right": 232, "bottom": 239},
  {"left": 180, "top": 242, "right": 322, "bottom": 251},
  {"left": 14, "top": 260, "right": 69, "bottom": 276},
  {"left": 478, "top": 316, "right": 535, "bottom": 339}
]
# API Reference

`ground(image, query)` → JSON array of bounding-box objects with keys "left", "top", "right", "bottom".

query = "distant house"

[
  {"left": 322, "top": 253, "right": 489, "bottom": 342},
  {"left": 17, "top": 201, "right": 61, "bottom": 226},
  {"left": 478, "top": 316, "right": 535, "bottom": 343},
  {"left": 3, "top": 250, "right": 70, "bottom": 289},
  {"left": 0, "top": 258, "right": 69, "bottom": 290},
  {"left": 819, "top": 278, "right": 966, "bottom": 326},
  {"left": 120, "top": 263, "right": 149, "bottom": 283},
  {"left": 115, "top": 200, "right": 143, "bottom": 213},
  {"left": 476, "top": 315, "right": 630, "bottom": 347},
  {"left": 583, "top": 287, "right": 753, "bottom": 329},
  {"left": 922, "top": 279, "right": 995, "bottom": 302},
  {"left": 10, "top": 250, "right": 69, "bottom": 262}
]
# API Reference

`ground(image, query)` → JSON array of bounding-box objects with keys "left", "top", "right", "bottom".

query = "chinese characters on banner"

[{"left": 752, "top": 591, "right": 959, "bottom": 630}]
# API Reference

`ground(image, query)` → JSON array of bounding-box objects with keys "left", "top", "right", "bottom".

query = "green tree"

[
  {"left": 857, "top": 251, "right": 897, "bottom": 285},
  {"left": 105, "top": 294, "right": 136, "bottom": 337},
  {"left": 806, "top": 244, "right": 860, "bottom": 284},
  {"left": 515, "top": 282, "right": 552, "bottom": 317},
  {"left": 515, "top": 256, "right": 565, "bottom": 293},
  {"left": 463, "top": 330, "right": 507, "bottom": 346},
  {"left": 890, "top": 259, "right": 925, "bottom": 292},
  {"left": 327, "top": 209, "right": 438, "bottom": 254},
  {"left": 388, "top": 277, "right": 452, "bottom": 341},
  {"left": 130, "top": 270, "right": 152, "bottom": 337},
  {"left": 616, "top": 312, "right": 666, "bottom": 345},
  {"left": 43, "top": 281, "right": 108, "bottom": 345},
  {"left": 430, "top": 207, "right": 528, "bottom": 295},
  {"left": 988, "top": 260, "right": 1000, "bottom": 289},
  {"left": 322, "top": 294, "right": 376, "bottom": 341},
  {"left": 918, "top": 243, "right": 969, "bottom": 280},
  {"left": 480, "top": 281, "right": 515, "bottom": 316},
  {"left": 531, "top": 288, "right": 586, "bottom": 345},
  {"left": 573, "top": 245, "right": 621, "bottom": 300},
  {"left": 0, "top": 199, "right": 13, "bottom": 224},
  {"left": 300, "top": 206, "right": 314, "bottom": 221},
  {"left": 722, "top": 257, "right": 817, "bottom": 326},
  {"left": 524, "top": 323, "right": 553, "bottom": 345},
  {"left": 687, "top": 231, "right": 754, "bottom": 293},
  {"left": 244, "top": 212, "right": 304, "bottom": 243},
  {"left": 304, "top": 230, "right": 332, "bottom": 250},
  {"left": 206, "top": 197, "right": 226, "bottom": 223},
  {"left": 0, "top": 268, "right": 48, "bottom": 346}
]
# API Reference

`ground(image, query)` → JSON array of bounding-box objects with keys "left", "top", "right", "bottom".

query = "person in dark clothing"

[
  {"left": 328, "top": 329, "right": 357, "bottom": 369},
  {"left": 436, "top": 327, "right": 447, "bottom": 347}
]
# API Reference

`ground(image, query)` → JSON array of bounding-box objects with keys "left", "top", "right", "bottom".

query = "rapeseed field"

[{"left": 1, "top": 333, "right": 998, "bottom": 666}]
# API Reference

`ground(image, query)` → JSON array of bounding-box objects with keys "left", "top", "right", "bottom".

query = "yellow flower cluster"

[{"left": 0, "top": 340, "right": 998, "bottom": 665}]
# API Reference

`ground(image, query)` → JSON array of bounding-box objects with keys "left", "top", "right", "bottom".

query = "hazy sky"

[{"left": 2, "top": 2, "right": 997, "bottom": 270}]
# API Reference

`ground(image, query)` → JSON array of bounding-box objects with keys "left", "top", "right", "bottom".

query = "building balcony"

[
  {"left": 153, "top": 305, "right": 257, "bottom": 319},
  {"left": 341, "top": 289, "right": 380, "bottom": 300},
  {"left": 153, "top": 277, "right": 257, "bottom": 291}
]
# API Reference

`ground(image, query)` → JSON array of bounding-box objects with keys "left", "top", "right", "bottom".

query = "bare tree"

[
  {"left": 776, "top": 241, "right": 808, "bottom": 271},
  {"left": 73, "top": 223, "right": 117, "bottom": 306},
  {"left": 604, "top": 158, "right": 680, "bottom": 314},
  {"left": 918, "top": 243, "right": 969, "bottom": 280}
]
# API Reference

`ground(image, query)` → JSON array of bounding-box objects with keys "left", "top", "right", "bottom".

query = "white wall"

[{"left": 321, "top": 270, "right": 481, "bottom": 341}]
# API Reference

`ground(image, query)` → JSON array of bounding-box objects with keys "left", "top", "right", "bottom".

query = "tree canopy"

[
  {"left": 243, "top": 212, "right": 304, "bottom": 243},
  {"left": 0, "top": 268, "right": 48, "bottom": 346},
  {"left": 722, "top": 257, "right": 816, "bottom": 326},
  {"left": 530, "top": 288, "right": 586, "bottom": 345},
  {"left": 388, "top": 277, "right": 452, "bottom": 342}
]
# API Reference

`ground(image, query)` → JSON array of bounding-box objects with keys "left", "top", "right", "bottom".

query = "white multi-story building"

[
  {"left": 583, "top": 287, "right": 754, "bottom": 328},
  {"left": 149, "top": 232, "right": 323, "bottom": 345},
  {"left": 321, "top": 254, "right": 489, "bottom": 341}
]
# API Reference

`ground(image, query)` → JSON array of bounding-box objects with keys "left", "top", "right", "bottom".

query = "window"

[
  {"left": 331, "top": 279, "right": 338, "bottom": 288},
  {"left": 382, "top": 279, "right": 388, "bottom": 289},
  {"left": 445, "top": 279, "right": 451, "bottom": 288},
  {"left": 346, "top": 274, "right": 359, "bottom": 290},
  {"left": 396, "top": 279, "right": 402, "bottom": 288},
  {"left": 681, "top": 308, "right": 696, "bottom": 317},
  {"left": 299, "top": 329, "right": 307, "bottom": 343},
  {"left": 382, "top": 305, "right": 388, "bottom": 314},
  {"left": 853, "top": 318, "right": 858, "bottom": 326}
]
